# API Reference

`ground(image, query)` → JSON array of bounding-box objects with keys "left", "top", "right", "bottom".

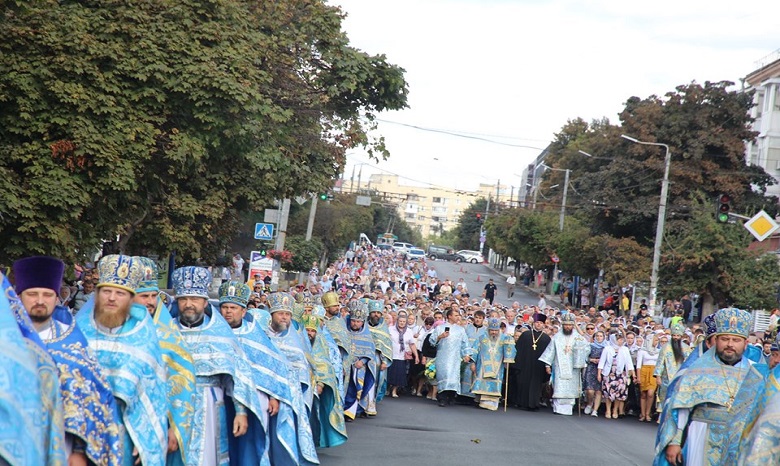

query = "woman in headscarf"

[
  {"left": 597, "top": 332, "right": 635, "bottom": 419},
  {"left": 583, "top": 330, "right": 607, "bottom": 417},
  {"left": 636, "top": 331, "right": 662, "bottom": 422},
  {"left": 387, "top": 310, "right": 419, "bottom": 398}
]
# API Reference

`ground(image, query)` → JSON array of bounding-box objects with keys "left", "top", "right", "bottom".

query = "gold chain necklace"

[
  {"left": 531, "top": 329, "right": 544, "bottom": 351},
  {"left": 719, "top": 363, "right": 745, "bottom": 411}
]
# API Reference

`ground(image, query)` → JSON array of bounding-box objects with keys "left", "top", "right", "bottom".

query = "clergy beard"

[
  {"left": 271, "top": 320, "right": 289, "bottom": 333},
  {"left": 562, "top": 327, "right": 573, "bottom": 336},
  {"left": 671, "top": 338, "right": 684, "bottom": 364},
  {"left": 369, "top": 315, "right": 381, "bottom": 327},
  {"left": 95, "top": 300, "right": 131, "bottom": 329},
  {"left": 27, "top": 304, "right": 53, "bottom": 323}
]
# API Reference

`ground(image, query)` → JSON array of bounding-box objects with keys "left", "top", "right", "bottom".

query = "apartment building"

[
  {"left": 347, "top": 173, "right": 511, "bottom": 237},
  {"left": 745, "top": 49, "right": 780, "bottom": 200}
]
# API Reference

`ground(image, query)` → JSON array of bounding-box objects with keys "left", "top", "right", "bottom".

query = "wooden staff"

[{"left": 504, "top": 362, "right": 510, "bottom": 412}]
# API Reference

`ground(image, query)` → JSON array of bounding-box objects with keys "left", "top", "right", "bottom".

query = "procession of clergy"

[
  {"left": 1, "top": 254, "right": 376, "bottom": 466},
  {"left": 6, "top": 251, "right": 780, "bottom": 466}
]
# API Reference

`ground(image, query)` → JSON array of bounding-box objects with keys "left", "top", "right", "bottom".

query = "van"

[
  {"left": 392, "top": 242, "right": 414, "bottom": 254},
  {"left": 427, "top": 245, "right": 465, "bottom": 262}
]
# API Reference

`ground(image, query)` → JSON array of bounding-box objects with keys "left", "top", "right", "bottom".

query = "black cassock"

[{"left": 509, "top": 329, "right": 551, "bottom": 409}]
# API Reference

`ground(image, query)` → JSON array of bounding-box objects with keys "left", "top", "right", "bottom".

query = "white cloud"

[{"left": 331, "top": 0, "right": 780, "bottom": 190}]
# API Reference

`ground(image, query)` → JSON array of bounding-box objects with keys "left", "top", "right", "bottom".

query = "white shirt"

[
  {"left": 507, "top": 276, "right": 517, "bottom": 285},
  {"left": 538, "top": 297, "right": 547, "bottom": 308}
]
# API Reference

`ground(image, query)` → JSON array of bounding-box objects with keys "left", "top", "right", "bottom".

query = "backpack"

[{"left": 421, "top": 333, "right": 438, "bottom": 358}]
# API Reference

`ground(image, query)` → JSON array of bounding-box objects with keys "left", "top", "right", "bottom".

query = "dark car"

[{"left": 427, "top": 245, "right": 465, "bottom": 262}]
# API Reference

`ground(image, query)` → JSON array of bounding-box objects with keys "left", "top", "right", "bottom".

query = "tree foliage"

[
  {"left": 543, "top": 82, "right": 777, "bottom": 243},
  {"left": 581, "top": 235, "right": 651, "bottom": 287},
  {"left": 0, "top": 0, "right": 408, "bottom": 264},
  {"left": 284, "top": 235, "right": 323, "bottom": 273},
  {"left": 454, "top": 198, "right": 489, "bottom": 251},
  {"left": 660, "top": 193, "right": 780, "bottom": 309}
]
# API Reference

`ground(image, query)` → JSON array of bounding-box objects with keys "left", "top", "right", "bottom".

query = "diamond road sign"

[
  {"left": 254, "top": 223, "right": 275, "bottom": 240},
  {"left": 744, "top": 210, "right": 779, "bottom": 242}
]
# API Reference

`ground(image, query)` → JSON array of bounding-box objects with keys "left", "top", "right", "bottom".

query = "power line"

[{"left": 376, "top": 119, "right": 548, "bottom": 150}]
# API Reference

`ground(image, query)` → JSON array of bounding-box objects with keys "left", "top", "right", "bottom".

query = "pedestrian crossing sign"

[{"left": 254, "top": 223, "right": 274, "bottom": 240}]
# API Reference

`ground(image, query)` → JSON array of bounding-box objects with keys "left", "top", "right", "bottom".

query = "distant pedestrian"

[
  {"left": 506, "top": 273, "right": 516, "bottom": 298},
  {"left": 483, "top": 279, "right": 497, "bottom": 305},
  {"left": 538, "top": 293, "right": 547, "bottom": 309}
]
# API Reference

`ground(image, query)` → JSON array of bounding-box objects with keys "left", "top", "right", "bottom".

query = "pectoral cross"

[
  {"left": 564, "top": 345, "right": 572, "bottom": 354},
  {"left": 532, "top": 343, "right": 537, "bottom": 351},
  {"left": 727, "top": 396, "right": 734, "bottom": 410}
]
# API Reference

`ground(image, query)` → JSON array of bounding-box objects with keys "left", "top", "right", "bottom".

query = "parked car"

[
  {"left": 456, "top": 249, "right": 485, "bottom": 264},
  {"left": 376, "top": 243, "right": 393, "bottom": 251},
  {"left": 393, "top": 242, "right": 414, "bottom": 254},
  {"left": 406, "top": 248, "right": 426, "bottom": 261},
  {"left": 427, "top": 245, "right": 465, "bottom": 262}
]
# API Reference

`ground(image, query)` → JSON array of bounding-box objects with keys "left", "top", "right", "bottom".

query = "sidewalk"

[{"left": 485, "top": 262, "right": 566, "bottom": 306}]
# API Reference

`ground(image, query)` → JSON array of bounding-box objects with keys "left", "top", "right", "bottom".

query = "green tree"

[
  {"left": 581, "top": 235, "right": 651, "bottom": 287},
  {"left": 284, "top": 235, "right": 323, "bottom": 273},
  {"left": 454, "top": 198, "right": 489, "bottom": 251},
  {"left": 0, "top": 0, "right": 408, "bottom": 264},
  {"left": 660, "top": 193, "right": 780, "bottom": 308},
  {"left": 542, "top": 82, "right": 777, "bottom": 243}
]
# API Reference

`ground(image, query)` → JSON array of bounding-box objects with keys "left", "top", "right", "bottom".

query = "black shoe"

[
  {"left": 358, "top": 412, "right": 368, "bottom": 419},
  {"left": 438, "top": 399, "right": 447, "bottom": 407}
]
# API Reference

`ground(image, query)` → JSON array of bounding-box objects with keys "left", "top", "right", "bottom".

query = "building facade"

[
  {"left": 745, "top": 49, "right": 780, "bottom": 200},
  {"left": 344, "top": 173, "right": 511, "bottom": 238}
]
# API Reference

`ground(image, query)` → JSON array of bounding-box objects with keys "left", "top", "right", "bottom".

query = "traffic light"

[
  {"left": 716, "top": 193, "right": 731, "bottom": 223},
  {"left": 318, "top": 193, "right": 328, "bottom": 201},
  {"left": 476, "top": 213, "right": 483, "bottom": 224}
]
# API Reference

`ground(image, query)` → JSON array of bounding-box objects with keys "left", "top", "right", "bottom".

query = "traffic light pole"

[{"left": 272, "top": 198, "right": 291, "bottom": 291}]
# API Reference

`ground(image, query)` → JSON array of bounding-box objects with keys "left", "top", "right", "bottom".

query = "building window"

[
  {"left": 405, "top": 213, "right": 416, "bottom": 220},
  {"left": 433, "top": 206, "right": 447, "bottom": 214},
  {"left": 432, "top": 197, "right": 447, "bottom": 205}
]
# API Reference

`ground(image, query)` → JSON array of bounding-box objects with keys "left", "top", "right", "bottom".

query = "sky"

[{"left": 329, "top": 0, "right": 780, "bottom": 193}]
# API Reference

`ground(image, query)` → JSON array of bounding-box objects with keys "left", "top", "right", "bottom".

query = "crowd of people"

[{"left": 4, "top": 242, "right": 780, "bottom": 465}]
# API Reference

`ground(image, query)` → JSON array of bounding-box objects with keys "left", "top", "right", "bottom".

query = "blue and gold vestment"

[
  {"left": 654, "top": 349, "right": 765, "bottom": 466},
  {"left": 3, "top": 274, "right": 66, "bottom": 466},
  {"left": 46, "top": 306, "right": 124, "bottom": 466},
  {"left": 76, "top": 299, "right": 168, "bottom": 466},
  {"left": 233, "top": 312, "right": 319, "bottom": 465},
  {"left": 172, "top": 304, "right": 269, "bottom": 466},
  {"left": 151, "top": 296, "right": 196, "bottom": 466}
]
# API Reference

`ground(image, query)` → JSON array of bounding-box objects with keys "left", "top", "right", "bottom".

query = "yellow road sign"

[{"left": 744, "top": 210, "right": 779, "bottom": 241}]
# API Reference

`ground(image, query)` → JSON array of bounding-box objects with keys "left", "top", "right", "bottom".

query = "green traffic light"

[
  {"left": 717, "top": 213, "right": 729, "bottom": 223},
  {"left": 319, "top": 193, "right": 328, "bottom": 200}
]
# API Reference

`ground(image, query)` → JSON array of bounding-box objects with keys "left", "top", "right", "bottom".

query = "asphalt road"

[
  {"left": 317, "top": 260, "right": 656, "bottom": 465},
  {"left": 426, "top": 259, "right": 540, "bottom": 308},
  {"left": 318, "top": 394, "right": 657, "bottom": 465}
]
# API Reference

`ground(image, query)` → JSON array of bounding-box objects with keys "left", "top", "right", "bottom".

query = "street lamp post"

[
  {"left": 621, "top": 134, "right": 671, "bottom": 314},
  {"left": 539, "top": 163, "right": 570, "bottom": 231}
]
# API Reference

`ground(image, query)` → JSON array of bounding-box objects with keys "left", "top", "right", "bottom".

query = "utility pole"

[
  {"left": 272, "top": 198, "right": 291, "bottom": 291},
  {"left": 305, "top": 195, "right": 318, "bottom": 241},
  {"left": 559, "top": 169, "right": 570, "bottom": 231},
  {"left": 495, "top": 180, "right": 500, "bottom": 213}
]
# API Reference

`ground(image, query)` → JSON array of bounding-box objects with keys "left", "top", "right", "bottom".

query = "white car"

[
  {"left": 393, "top": 242, "right": 414, "bottom": 254},
  {"left": 457, "top": 249, "right": 484, "bottom": 264},
  {"left": 406, "top": 248, "right": 426, "bottom": 261}
]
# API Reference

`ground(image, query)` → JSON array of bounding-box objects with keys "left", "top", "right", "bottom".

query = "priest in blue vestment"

[
  {"left": 367, "top": 299, "right": 392, "bottom": 408},
  {"left": 218, "top": 281, "right": 319, "bottom": 465},
  {"left": 75, "top": 254, "right": 169, "bottom": 466},
  {"left": 302, "top": 314, "right": 348, "bottom": 448},
  {"left": 655, "top": 308, "right": 766, "bottom": 466},
  {"left": 470, "top": 318, "right": 516, "bottom": 410},
  {"left": 263, "top": 293, "right": 317, "bottom": 418},
  {"left": 170, "top": 267, "right": 270, "bottom": 466},
  {"left": 132, "top": 257, "right": 196, "bottom": 466},
  {"left": 321, "top": 291, "right": 352, "bottom": 399},
  {"left": 344, "top": 300, "right": 378, "bottom": 420},
  {"left": 14, "top": 256, "right": 123, "bottom": 466},
  {"left": 462, "top": 310, "right": 487, "bottom": 400},
  {"left": 0, "top": 272, "right": 62, "bottom": 466}
]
